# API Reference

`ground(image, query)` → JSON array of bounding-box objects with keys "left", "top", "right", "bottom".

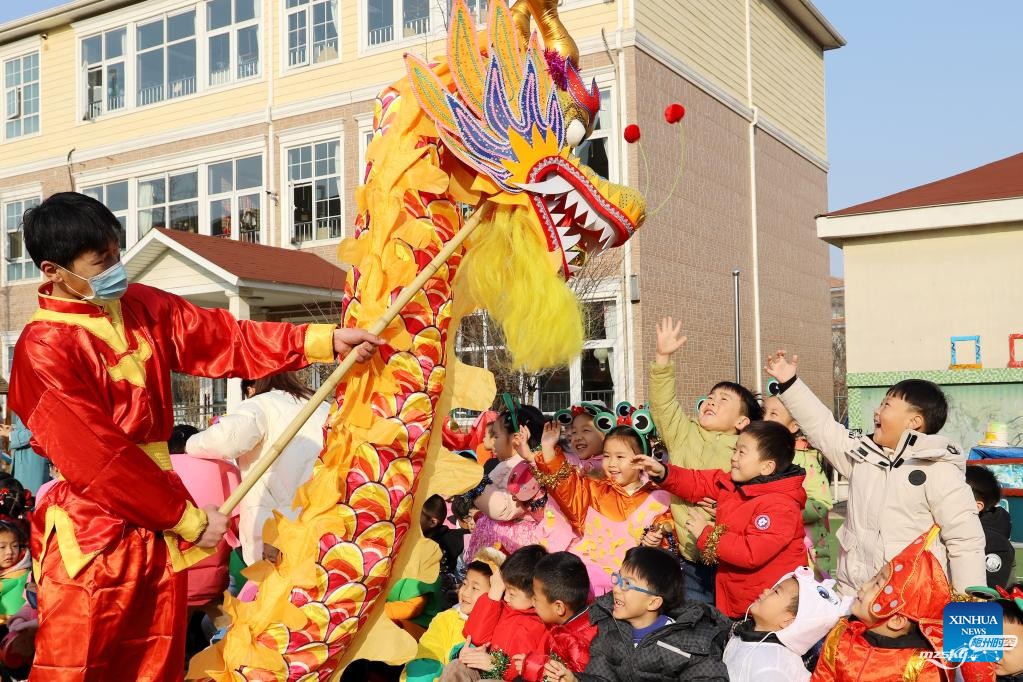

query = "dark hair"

[
  {"left": 422, "top": 494, "right": 447, "bottom": 522},
  {"left": 497, "top": 403, "right": 546, "bottom": 449},
  {"left": 710, "top": 381, "right": 764, "bottom": 422},
  {"left": 886, "top": 379, "right": 948, "bottom": 434},
  {"left": 451, "top": 494, "right": 476, "bottom": 521},
  {"left": 966, "top": 466, "right": 1002, "bottom": 510},
  {"left": 168, "top": 423, "right": 199, "bottom": 455},
  {"left": 241, "top": 371, "right": 314, "bottom": 402},
  {"left": 604, "top": 425, "right": 646, "bottom": 455},
  {"left": 0, "top": 473, "right": 30, "bottom": 542},
  {"left": 501, "top": 544, "right": 548, "bottom": 594},
  {"left": 621, "top": 547, "right": 685, "bottom": 614},
  {"left": 999, "top": 599, "right": 1023, "bottom": 626},
  {"left": 742, "top": 420, "right": 796, "bottom": 471},
  {"left": 465, "top": 560, "right": 494, "bottom": 580},
  {"left": 23, "top": 192, "right": 121, "bottom": 268},
  {"left": 534, "top": 552, "right": 590, "bottom": 614}
]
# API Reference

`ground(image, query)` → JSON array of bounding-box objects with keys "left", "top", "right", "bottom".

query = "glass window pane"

[
  {"left": 287, "top": 0, "right": 309, "bottom": 7},
  {"left": 105, "top": 28, "right": 126, "bottom": 59},
  {"left": 238, "top": 193, "right": 260, "bottom": 241},
  {"left": 208, "top": 34, "right": 230, "bottom": 86},
  {"left": 168, "top": 40, "right": 196, "bottom": 98},
  {"left": 168, "top": 11, "right": 196, "bottom": 41},
  {"left": 107, "top": 181, "right": 129, "bottom": 211},
  {"left": 82, "top": 36, "right": 102, "bottom": 65},
  {"left": 581, "top": 348, "right": 615, "bottom": 406},
  {"left": 314, "top": 141, "right": 337, "bottom": 176},
  {"left": 207, "top": 0, "right": 232, "bottom": 31},
  {"left": 170, "top": 202, "right": 198, "bottom": 232},
  {"left": 137, "top": 50, "right": 164, "bottom": 105},
  {"left": 138, "top": 206, "right": 165, "bottom": 234},
  {"left": 235, "top": 0, "right": 257, "bottom": 23},
  {"left": 137, "top": 20, "right": 163, "bottom": 50},
  {"left": 138, "top": 178, "right": 165, "bottom": 206},
  {"left": 83, "top": 186, "right": 103, "bottom": 202},
  {"left": 210, "top": 198, "right": 232, "bottom": 236},
  {"left": 288, "top": 12, "right": 307, "bottom": 66},
  {"left": 235, "top": 155, "right": 262, "bottom": 189},
  {"left": 209, "top": 161, "right": 233, "bottom": 194},
  {"left": 107, "top": 62, "right": 125, "bottom": 110},
  {"left": 169, "top": 171, "right": 198, "bottom": 201},
  {"left": 368, "top": 0, "right": 393, "bottom": 42},
  {"left": 237, "top": 26, "right": 259, "bottom": 78}
]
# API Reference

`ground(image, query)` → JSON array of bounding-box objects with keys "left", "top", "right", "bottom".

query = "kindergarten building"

[
  {"left": 818, "top": 151, "right": 1023, "bottom": 449},
  {"left": 0, "top": 0, "right": 842, "bottom": 418}
]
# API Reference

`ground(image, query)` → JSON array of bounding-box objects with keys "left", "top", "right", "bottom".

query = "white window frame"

[
  {"left": 359, "top": 0, "right": 449, "bottom": 55},
  {"left": 206, "top": 154, "right": 265, "bottom": 243},
  {"left": 135, "top": 8, "right": 199, "bottom": 107},
  {"left": 77, "top": 143, "right": 266, "bottom": 250},
  {"left": 81, "top": 180, "right": 132, "bottom": 249},
  {"left": 355, "top": 113, "right": 374, "bottom": 186},
  {"left": 80, "top": 27, "right": 127, "bottom": 120},
  {"left": 74, "top": 0, "right": 264, "bottom": 124},
  {"left": 205, "top": 0, "right": 262, "bottom": 89},
  {"left": 2, "top": 332, "right": 19, "bottom": 380},
  {"left": 278, "top": 123, "right": 345, "bottom": 248},
  {"left": 1, "top": 188, "right": 42, "bottom": 286},
  {"left": 283, "top": 0, "right": 340, "bottom": 72},
  {"left": 3, "top": 50, "right": 40, "bottom": 143}
]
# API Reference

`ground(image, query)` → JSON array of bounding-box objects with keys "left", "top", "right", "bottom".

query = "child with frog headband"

[
  {"left": 521, "top": 402, "right": 673, "bottom": 597},
  {"left": 552, "top": 402, "right": 606, "bottom": 475}
]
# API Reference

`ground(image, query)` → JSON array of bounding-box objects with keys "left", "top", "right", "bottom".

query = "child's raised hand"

[
  {"left": 684, "top": 515, "right": 712, "bottom": 540},
  {"left": 631, "top": 454, "right": 666, "bottom": 480},
  {"left": 533, "top": 421, "right": 560, "bottom": 462},
  {"left": 655, "top": 317, "right": 687, "bottom": 363},
  {"left": 487, "top": 567, "right": 506, "bottom": 600},
  {"left": 764, "top": 350, "right": 798, "bottom": 384},
  {"left": 513, "top": 425, "right": 533, "bottom": 459}
]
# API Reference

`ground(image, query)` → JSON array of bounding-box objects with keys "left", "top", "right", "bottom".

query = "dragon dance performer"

[{"left": 8, "top": 192, "right": 382, "bottom": 681}]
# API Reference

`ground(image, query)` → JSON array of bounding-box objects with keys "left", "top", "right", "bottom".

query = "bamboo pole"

[{"left": 219, "top": 204, "right": 489, "bottom": 515}]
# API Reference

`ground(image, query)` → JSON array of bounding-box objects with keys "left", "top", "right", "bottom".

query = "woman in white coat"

[{"left": 185, "top": 371, "right": 330, "bottom": 565}]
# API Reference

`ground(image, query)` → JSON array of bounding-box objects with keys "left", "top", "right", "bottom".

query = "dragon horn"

[{"left": 510, "top": 0, "right": 579, "bottom": 66}]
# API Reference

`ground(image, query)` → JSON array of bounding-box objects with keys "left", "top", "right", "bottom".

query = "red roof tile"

[
  {"left": 827, "top": 151, "right": 1023, "bottom": 217},
  {"left": 156, "top": 229, "right": 347, "bottom": 292}
]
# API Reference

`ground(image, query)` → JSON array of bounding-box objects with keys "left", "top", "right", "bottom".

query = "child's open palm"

[
  {"left": 535, "top": 421, "right": 560, "bottom": 461},
  {"left": 764, "top": 350, "right": 799, "bottom": 384},
  {"left": 631, "top": 454, "right": 666, "bottom": 480},
  {"left": 655, "top": 317, "right": 687, "bottom": 362}
]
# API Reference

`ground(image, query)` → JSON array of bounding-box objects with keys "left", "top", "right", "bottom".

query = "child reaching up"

[
  {"left": 516, "top": 552, "right": 596, "bottom": 681},
  {"left": 650, "top": 316, "right": 763, "bottom": 603},
  {"left": 812, "top": 526, "right": 993, "bottom": 681},
  {"left": 723, "top": 566, "right": 851, "bottom": 681},
  {"left": 763, "top": 394, "right": 834, "bottom": 572},
  {"left": 525, "top": 406, "right": 672, "bottom": 596},
  {"left": 635, "top": 420, "right": 807, "bottom": 618},
  {"left": 765, "top": 350, "right": 985, "bottom": 594},
  {"left": 443, "top": 545, "right": 548, "bottom": 681},
  {"left": 546, "top": 547, "right": 730, "bottom": 682}
]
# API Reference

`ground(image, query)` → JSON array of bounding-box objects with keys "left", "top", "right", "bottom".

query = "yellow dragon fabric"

[{"left": 188, "top": 1, "right": 646, "bottom": 679}]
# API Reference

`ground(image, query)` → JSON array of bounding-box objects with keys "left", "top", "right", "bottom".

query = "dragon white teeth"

[
  {"left": 561, "top": 232, "right": 581, "bottom": 250},
  {"left": 518, "top": 176, "right": 574, "bottom": 194},
  {"left": 550, "top": 211, "right": 565, "bottom": 225},
  {"left": 567, "top": 262, "right": 582, "bottom": 275}
]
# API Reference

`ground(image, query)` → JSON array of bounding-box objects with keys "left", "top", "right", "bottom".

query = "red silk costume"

[{"left": 9, "top": 283, "right": 336, "bottom": 681}]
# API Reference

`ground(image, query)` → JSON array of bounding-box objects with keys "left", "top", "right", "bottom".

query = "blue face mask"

[{"left": 60, "top": 261, "right": 129, "bottom": 302}]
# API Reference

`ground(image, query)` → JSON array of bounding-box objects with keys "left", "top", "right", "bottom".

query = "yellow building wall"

[
  {"left": 844, "top": 224, "right": 1023, "bottom": 373},
  {"left": 750, "top": 0, "right": 826, "bottom": 157},
  {"left": 634, "top": 0, "right": 748, "bottom": 104}
]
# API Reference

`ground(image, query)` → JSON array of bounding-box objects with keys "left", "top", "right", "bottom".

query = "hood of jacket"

[
  {"left": 980, "top": 505, "right": 1012, "bottom": 539},
  {"left": 859, "top": 430, "right": 966, "bottom": 468}
]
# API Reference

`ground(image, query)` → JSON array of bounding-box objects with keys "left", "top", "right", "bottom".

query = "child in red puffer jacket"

[
  {"left": 635, "top": 420, "right": 807, "bottom": 619},
  {"left": 441, "top": 545, "right": 548, "bottom": 681}
]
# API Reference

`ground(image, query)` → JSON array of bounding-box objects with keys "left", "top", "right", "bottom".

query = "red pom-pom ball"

[
  {"left": 623, "top": 124, "right": 641, "bottom": 143},
  {"left": 664, "top": 103, "right": 686, "bottom": 124}
]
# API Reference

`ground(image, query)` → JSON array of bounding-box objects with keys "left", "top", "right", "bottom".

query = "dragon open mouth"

[{"left": 521, "top": 156, "right": 639, "bottom": 277}]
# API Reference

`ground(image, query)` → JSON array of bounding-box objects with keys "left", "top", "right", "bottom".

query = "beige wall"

[
  {"left": 844, "top": 223, "right": 1023, "bottom": 373},
  {"left": 750, "top": 0, "right": 827, "bottom": 158}
]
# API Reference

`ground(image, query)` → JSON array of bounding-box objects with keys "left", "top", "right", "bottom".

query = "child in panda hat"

[{"left": 723, "top": 566, "right": 851, "bottom": 681}]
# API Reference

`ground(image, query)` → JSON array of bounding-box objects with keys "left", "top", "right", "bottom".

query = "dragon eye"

[{"left": 566, "top": 119, "right": 586, "bottom": 146}]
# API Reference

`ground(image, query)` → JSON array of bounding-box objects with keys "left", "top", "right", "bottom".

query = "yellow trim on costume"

[
  {"left": 139, "top": 442, "right": 172, "bottom": 470},
  {"left": 170, "top": 501, "right": 207, "bottom": 543},
  {"left": 31, "top": 303, "right": 151, "bottom": 388},
  {"left": 38, "top": 505, "right": 102, "bottom": 580},
  {"left": 903, "top": 653, "right": 928, "bottom": 681},
  {"left": 820, "top": 619, "right": 846, "bottom": 667},
  {"left": 304, "top": 323, "right": 337, "bottom": 364}
]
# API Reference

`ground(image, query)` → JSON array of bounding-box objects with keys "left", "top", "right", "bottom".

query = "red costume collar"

[{"left": 37, "top": 282, "right": 109, "bottom": 317}]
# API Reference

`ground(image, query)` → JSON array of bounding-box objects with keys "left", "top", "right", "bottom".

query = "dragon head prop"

[{"left": 405, "top": 0, "right": 646, "bottom": 280}]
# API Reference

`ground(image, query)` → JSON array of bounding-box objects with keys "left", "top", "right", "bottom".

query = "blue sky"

[{"left": 4, "top": 1, "right": 1022, "bottom": 276}]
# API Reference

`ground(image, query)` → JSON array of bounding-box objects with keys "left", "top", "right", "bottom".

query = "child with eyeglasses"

[{"left": 544, "top": 547, "right": 730, "bottom": 682}]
